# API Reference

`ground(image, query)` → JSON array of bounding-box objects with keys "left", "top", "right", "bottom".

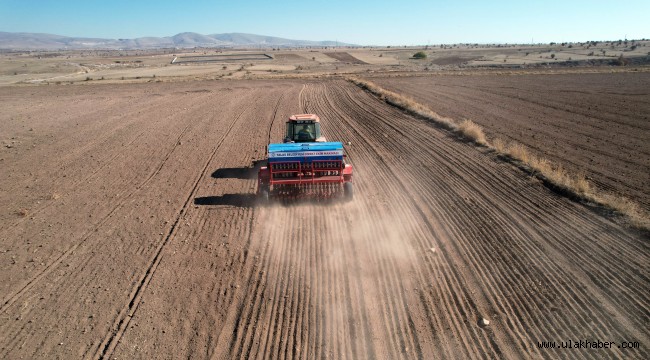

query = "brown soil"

[
  {"left": 371, "top": 73, "right": 650, "bottom": 211},
  {"left": 273, "top": 53, "right": 308, "bottom": 61},
  {"left": 431, "top": 56, "right": 482, "bottom": 66},
  {"left": 324, "top": 52, "right": 367, "bottom": 64},
  {"left": 175, "top": 54, "right": 272, "bottom": 63},
  {"left": 0, "top": 79, "right": 647, "bottom": 359}
]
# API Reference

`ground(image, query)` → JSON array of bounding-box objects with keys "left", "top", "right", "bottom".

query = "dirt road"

[{"left": 0, "top": 79, "right": 647, "bottom": 359}]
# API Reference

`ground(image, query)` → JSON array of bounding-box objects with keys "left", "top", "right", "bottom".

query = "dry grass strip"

[
  {"left": 458, "top": 119, "right": 487, "bottom": 145},
  {"left": 347, "top": 77, "right": 458, "bottom": 130},
  {"left": 496, "top": 138, "right": 647, "bottom": 229},
  {"left": 347, "top": 76, "right": 649, "bottom": 230}
]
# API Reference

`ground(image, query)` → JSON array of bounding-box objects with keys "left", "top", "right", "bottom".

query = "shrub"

[
  {"left": 506, "top": 143, "right": 530, "bottom": 163},
  {"left": 458, "top": 119, "right": 487, "bottom": 145},
  {"left": 492, "top": 138, "right": 506, "bottom": 153},
  {"left": 413, "top": 51, "right": 427, "bottom": 59},
  {"left": 611, "top": 55, "right": 629, "bottom": 66}
]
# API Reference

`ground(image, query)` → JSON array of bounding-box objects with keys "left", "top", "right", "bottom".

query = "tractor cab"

[{"left": 283, "top": 114, "right": 327, "bottom": 143}]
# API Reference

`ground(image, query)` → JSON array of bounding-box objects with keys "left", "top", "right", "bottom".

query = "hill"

[{"left": 0, "top": 31, "right": 355, "bottom": 50}]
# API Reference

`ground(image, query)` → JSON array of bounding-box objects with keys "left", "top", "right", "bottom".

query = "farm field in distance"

[
  {"left": 1, "top": 40, "right": 649, "bottom": 85},
  {"left": 0, "top": 46, "right": 648, "bottom": 359}
]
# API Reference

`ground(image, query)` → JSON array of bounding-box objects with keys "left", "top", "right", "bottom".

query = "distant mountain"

[
  {"left": 0, "top": 31, "right": 355, "bottom": 50},
  {"left": 210, "top": 33, "right": 344, "bottom": 47}
]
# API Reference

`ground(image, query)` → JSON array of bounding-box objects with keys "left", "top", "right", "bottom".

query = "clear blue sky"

[{"left": 1, "top": 0, "right": 648, "bottom": 45}]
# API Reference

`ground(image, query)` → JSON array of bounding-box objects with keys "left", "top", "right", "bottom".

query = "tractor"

[{"left": 257, "top": 114, "right": 353, "bottom": 202}]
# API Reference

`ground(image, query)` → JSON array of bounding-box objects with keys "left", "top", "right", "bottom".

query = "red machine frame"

[
  {"left": 258, "top": 160, "right": 353, "bottom": 189},
  {"left": 270, "top": 160, "right": 344, "bottom": 184}
]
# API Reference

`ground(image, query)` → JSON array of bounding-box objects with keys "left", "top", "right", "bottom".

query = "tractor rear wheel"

[
  {"left": 343, "top": 182, "right": 353, "bottom": 201},
  {"left": 258, "top": 186, "right": 270, "bottom": 205}
]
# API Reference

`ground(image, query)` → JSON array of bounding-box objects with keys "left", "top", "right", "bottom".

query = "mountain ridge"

[{"left": 0, "top": 31, "right": 355, "bottom": 50}]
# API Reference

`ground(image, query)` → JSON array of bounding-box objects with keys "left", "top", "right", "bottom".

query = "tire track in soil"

[
  {"left": 312, "top": 80, "right": 648, "bottom": 359},
  {"left": 350, "top": 81, "right": 648, "bottom": 352},
  {"left": 209, "top": 84, "right": 367, "bottom": 359},
  {"left": 213, "top": 91, "right": 302, "bottom": 358},
  {"left": 94, "top": 105, "right": 250, "bottom": 360},
  {"left": 3, "top": 85, "right": 264, "bottom": 356},
  {"left": 1, "top": 82, "right": 278, "bottom": 360},
  {"left": 225, "top": 83, "right": 437, "bottom": 359},
  {"left": 221, "top": 80, "right": 644, "bottom": 357},
  {"left": 1, "top": 125, "right": 193, "bottom": 315},
  {"left": 206, "top": 88, "right": 304, "bottom": 359},
  {"left": 106, "top": 82, "right": 304, "bottom": 360},
  {"left": 306, "top": 82, "right": 485, "bottom": 359},
  {"left": 320, "top": 86, "right": 433, "bottom": 359},
  {"left": 0, "top": 93, "right": 190, "bottom": 232},
  {"left": 3, "top": 79, "right": 646, "bottom": 360},
  {"left": 267, "top": 91, "right": 288, "bottom": 155},
  {"left": 0, "top": 92, "right": 217, "bottom": 304},
  {"left": 215, "top": 90, "right": 295, "bottom": 359},
  {"left": 3, "top": 92, "right": 233, "bottom": 358},
  {"left": 308, "top": 82, "right": 420, "bottom": 356},
  {"left": 364, "top": 79, "right": 644, "bottom": 358}
]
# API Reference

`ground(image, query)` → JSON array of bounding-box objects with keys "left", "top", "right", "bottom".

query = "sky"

[{"left": 1, "top": 0, "right": 648, "bottom": 45}]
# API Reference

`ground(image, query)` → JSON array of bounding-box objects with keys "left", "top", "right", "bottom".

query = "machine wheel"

[
  {"left": 258, "top": 187, "right": 270, "bottom": 205},
  {"left": 343, "top": 182, "right": 353, "bottom": 201}
]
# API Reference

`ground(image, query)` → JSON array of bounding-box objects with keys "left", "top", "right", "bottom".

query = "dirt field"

[
  {"left": 371, "top": 73, "right": 650, "bottom": 211},
  {"left": 324, "top": 52, "right": 367, "bottom": 64},
  {"left": 0, "top": 79, "right": 648, "bottom": 359},
  {"left": 2, "top": 41, "right": 648, "bottom": 85}
]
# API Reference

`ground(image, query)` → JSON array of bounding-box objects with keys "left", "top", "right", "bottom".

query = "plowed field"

[
  {"left": 371, "top": 73, "right": 650, "bottom": 211},
  {"left": 0, "top": 79, "right": 647, "bottom": 359}
]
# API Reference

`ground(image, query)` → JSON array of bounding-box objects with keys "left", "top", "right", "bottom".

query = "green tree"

[{"left": 413, "top": 51, "right": 427, "bottom": 59}]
